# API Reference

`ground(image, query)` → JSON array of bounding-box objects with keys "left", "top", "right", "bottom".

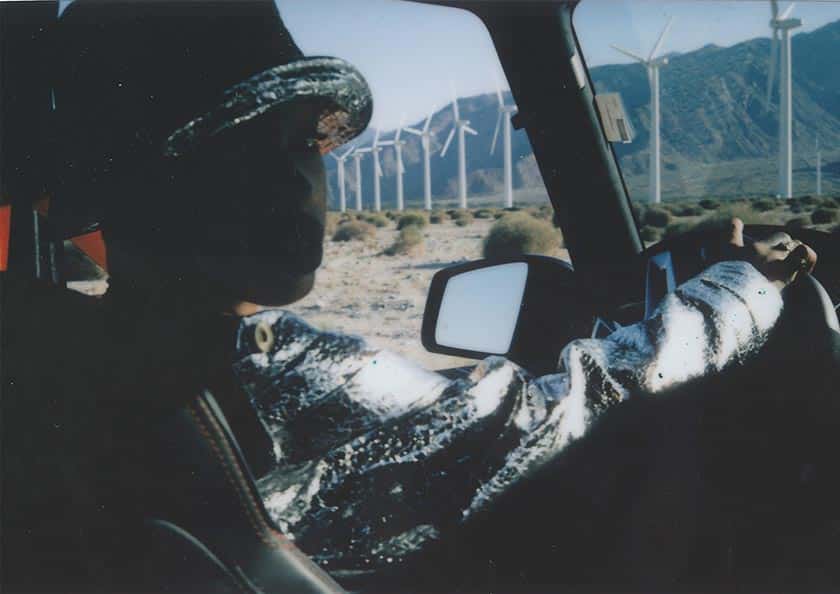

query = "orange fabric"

[
  {"left": 70, "top": 230, "right": 108, "bottom": 272},
  {"left": 0, "top": 205, "right": 10, "bottom": 271}
]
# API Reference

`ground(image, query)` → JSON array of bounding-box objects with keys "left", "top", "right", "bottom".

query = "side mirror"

[{"left": 422, "top": 255, "right": 587, "bottom": 375}]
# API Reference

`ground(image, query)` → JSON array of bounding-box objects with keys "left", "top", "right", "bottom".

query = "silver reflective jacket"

[{"left": 232, "top": 261, "right": 782, "bottom": 570}]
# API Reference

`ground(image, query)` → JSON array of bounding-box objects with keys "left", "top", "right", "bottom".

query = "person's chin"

[{"left": 243, "top": 271, "right": 317, "bottom": 307}]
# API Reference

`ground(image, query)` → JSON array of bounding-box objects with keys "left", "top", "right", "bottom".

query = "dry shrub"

[
  {"left": 332, "top": 220, "right": 376, "bottom": 242},
  {"left": 662, "top": 203, "right": 771, "bottom": 239},
  {"left": 669, "top": 203, "right": 704, "bottom": 217},
  {"left": 429, "top": 211, "right": 447, "bottom": 224},
  {"left": 451, "top": 210, "right": 474, "bottom": 226},
  {"left": 699, "top": 199, "right": 720, "bottom": 210},
  {"left": 785, "top": 216, "right": 811, "bottom": 229},
  {"left": 397, "top": 212, "right": 428, "bottom": 230},
  {"left": 752, "top": 198, "right": 778, "bottom": 212},
  {"left": 384, "top": 225, "right": 424, "bottom": 256},
  {"left": 474, "top": 208, "right": 496, "bottom": 219},
  {"left": 642, "top": 207, "right": 673, "bottom": 228},
  {"left": 483, "top": 212, "right": 561, "bottom": 259},
  {"left": 640, "top": 225, "right": 661, "bottom": 243},
  {"left": 811, "top": 207, "right": 839, "bottom": 225},
  {"left": 362, "top": 213, "right": 389, "bottom": 228}
]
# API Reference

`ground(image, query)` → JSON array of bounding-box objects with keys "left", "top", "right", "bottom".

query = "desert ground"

[{"left": 288, "top": 215, "right": 568, "bottom": 370}]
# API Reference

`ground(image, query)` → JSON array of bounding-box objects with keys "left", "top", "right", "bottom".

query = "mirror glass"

[{"left": 435, "top": 262, "right": 528, "bottom": 354}]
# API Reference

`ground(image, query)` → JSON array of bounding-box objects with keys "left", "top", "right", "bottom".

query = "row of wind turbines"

[
  {"left": 331, "top": 80, "right": 518, "bottom": 212},
  {"left": 613, "top": 0, "right": 824, "bottom": 203}
]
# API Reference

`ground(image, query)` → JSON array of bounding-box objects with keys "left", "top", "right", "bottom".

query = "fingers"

[{"left": 727, "top": 217, "right": 745, "bottom": 248}]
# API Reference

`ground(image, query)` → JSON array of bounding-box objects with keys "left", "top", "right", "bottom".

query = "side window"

[{"left": 281, "top": 0, "right": 560, "bottom": 369}]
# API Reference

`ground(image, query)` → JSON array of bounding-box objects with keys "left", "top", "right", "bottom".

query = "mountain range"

[{"left": 326, "top": 18, "right": 840, "bottom": 209}]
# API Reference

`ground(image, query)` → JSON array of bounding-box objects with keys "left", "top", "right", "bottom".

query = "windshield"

[{"left": 574, "top": 0, "right": 840, "bottom": 245}]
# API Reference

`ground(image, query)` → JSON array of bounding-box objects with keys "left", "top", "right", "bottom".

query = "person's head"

[{"left": 51, "top": 0, "right": 372, "bottom": 309}]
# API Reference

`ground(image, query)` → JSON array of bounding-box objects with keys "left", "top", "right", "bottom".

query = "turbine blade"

[
  {"left": 398, "top": 153, "right": 405, "bottom": 174},
  {"left": 441, "top": 127, "right": 456, "bottom": 157},
  {"left": 341, "top": 145, "right": 356, "bottom": 159},
  {"left": 770, "top": 0, "right": 779, "bottom": 19},
  {"left": 423, "top": 113, "right": 433, "bottom": 133},
  {"left": 494, "top": 72, "right": 504, "bottom": 107},
  {"left": 766, "top": 30, "right": 779, "bottom": 107},
  {"left": 779, "top": 2, "right": 795, "bottom": 20},
  {"left": 404, "top": 127, "right": 423, "bottom": 136},
  {"left": 611, "top": 44, "right": 647, "bottom": 63},
  {"left": 490, "top": 111, "right": 503, "bottom": 155},
  {"left": 464, "top": 125, "right": 478, "bottom": 136},
  {"left": 373, "top": 127, "right": 380, "bottom": 147},
  {"left": 450, "top": 80, "right": 460, "bottom": 121},
  {"left": 649, "top": 16, "right": 674, "bottom": 61}
]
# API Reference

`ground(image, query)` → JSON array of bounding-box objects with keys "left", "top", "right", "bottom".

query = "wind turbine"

[
  {"left": 816, "top": 137, "right": 822, "bottom": 197},
  {"left": 404, "top": 112, "right": 438, "bottom": 210},
  {"left": 390, "top": 116, "right": 408, "bottom": 211},
  {"left": 350, "top": 148, "right": 366, "bottom": 211},
  {"left": 329, "top": 145, "right": 355, "bottom": 212},
  {"left": 360, "top": 129, "right": 392, "bottom": 212},
  {"left": 766, "top": 0, "right": 802, "bottom": 199},
  {"left": 490, "top": 76, "right": 517, "bottom": 208},
  {"left": 440, "top": 83, "right": 478, "bottom": 209},
  {"left": 611, "top": 16, "right": 674, "bottom": 204}
]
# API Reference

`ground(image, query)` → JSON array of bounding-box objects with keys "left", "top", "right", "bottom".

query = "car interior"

[{"left": 2, "top": 1, "right": 840, "bottom": 593}]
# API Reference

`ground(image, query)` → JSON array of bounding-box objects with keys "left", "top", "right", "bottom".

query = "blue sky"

[{"left": 279, "top": 0, "right": 840, "bottom": 130}]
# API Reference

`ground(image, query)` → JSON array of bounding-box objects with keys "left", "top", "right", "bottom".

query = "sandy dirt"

[{"left": 288, "top": 218, "right": 569, "bottom": 370}]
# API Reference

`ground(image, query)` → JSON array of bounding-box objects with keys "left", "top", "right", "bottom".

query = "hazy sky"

[
  {"left": 58, "top": 0, "right": 840, "bottom": 130},
  {"left": 279, "top": 0, "right": 840, "bottom": 130}
]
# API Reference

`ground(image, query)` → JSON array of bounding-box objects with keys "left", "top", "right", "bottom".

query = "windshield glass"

[{"left": 574, "top": 0, "right": 840, "bottom": 244}]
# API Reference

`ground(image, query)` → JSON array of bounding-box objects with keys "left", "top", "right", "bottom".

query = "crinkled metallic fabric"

[
  {"left": 232, "top": 262, "right": 782, "bottom": 571},
  {"left": 165, "top": 57, "right": 373, "bottom": 158}
]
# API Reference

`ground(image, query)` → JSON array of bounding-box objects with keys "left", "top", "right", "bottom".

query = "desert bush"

[
  {"left": 642, "top": 207, "right": 673, "bottom": 228},
  {"left": 789, "top": 203, "right": 804, "bottom": 214},
  {"left": 751, "top": 198, "right": 777, "bottom": 212},
  {"left": 384, "top": 210, "right": 398, "bottom": 220},
  {"left": 493, "top": 211, "right": 506, "bottom": 219},
  {"left": 397, "top": 212, "right": 428, "bottom": 230},
  {"left": 474, "top": 208, "right": 496, "bottom": 219},
  {"left": 669, "top": 203, "right": 704, "bottom": 217},
  {"left": 384, "top": 225, "right": 424, "bottom": 256},
  {"left": 800, "top": 195, "right": 818, "bottom": 206},
  {"left": 785, "top": 216, "right": 811, "bottom": 229},
  {"left": 483, "top": 212, "right": 561, "bottom": 258},
  {"left": 699, "top": 199, "right": 720, "bottom": 210},
  {"left": 362, "top": 213, "right": 389, "bottom": 228},
  {"left": 820, "top": 198, "right": 838, "bottom": 208},
  {"left": 429, "top": 211, "right": 447, "bottom": 224},
  {"left": 451, "top": 210, "right": 474, "bottom": 226},
  {"left": 640, "top": 225, "right": 661, "bottom": 243},
  {"left": 811, "top": 207, "right": 839, "bottom": 225},
  {"left": 332, "top": 220, "right": 375, "bottom": 242}
]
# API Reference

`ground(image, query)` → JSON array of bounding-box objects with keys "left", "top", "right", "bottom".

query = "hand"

[{"left": 725, "top": 217, "right": 817, "bottom": 291}]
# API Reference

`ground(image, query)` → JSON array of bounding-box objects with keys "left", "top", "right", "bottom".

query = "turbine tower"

[
  {"left": 766, "top": 0, "right": 802, "bottom": 199},
  {"left": 390, "top": 116, "right": 408, "bottom": 211},
  {"left": 440, "top": 83, "right": 478, "bottom": 209},
  {"left": 816, "top": 137, "right": 822, "bottom": 197},
  {"left": 611, "top": 16, "right": 674, "bottom": 204},
  {"left": 404, "top": 112, "right": 438, "bottom": 210},
  {"left": 363, "top": 129, "right": 392, "bottom": 212},
  {"left": 351, "top": 148, "right": 366, "bottom": 211},
  {"left": 490, "top": 77, "right": 517, "bottom": 208},
  {"left": 329, "top": 145, "right": 355, "bottom": 212}
]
